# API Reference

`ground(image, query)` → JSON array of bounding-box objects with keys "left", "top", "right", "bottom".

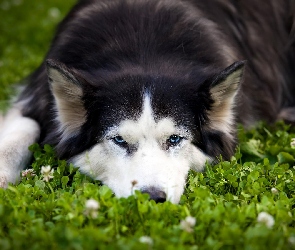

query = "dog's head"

[{"left": 46, "top": 59, "right": 244, "bottom": 203}]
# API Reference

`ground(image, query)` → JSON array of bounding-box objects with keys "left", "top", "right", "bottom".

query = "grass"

[
  {"left": 0, "top": 1, "right": 295, "bottom": 249},
  {"left": 0, "top": 0, "right": 76, "bottom": 108}
]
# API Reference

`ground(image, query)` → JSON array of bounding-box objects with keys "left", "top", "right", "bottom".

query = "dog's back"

[{"left": 198, "top": 0, "right": 295, "bottom": 126}]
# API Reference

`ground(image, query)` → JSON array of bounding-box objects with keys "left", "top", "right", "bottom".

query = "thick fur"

[{"left": 1, "top": 0, "right": 295, "bottom": 203}]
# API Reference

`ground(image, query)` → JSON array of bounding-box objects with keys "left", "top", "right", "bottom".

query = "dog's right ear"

[{"left": 46, "top": 59, "right": 87, "bottom": 135}]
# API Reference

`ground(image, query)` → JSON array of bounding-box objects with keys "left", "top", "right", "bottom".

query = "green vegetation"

[
  {"left": 0, "top": 0, "right": 76, "bottom": 108},
  {"left": 0, "top": 1, "right": 294, "bottom": 249},
  {"left": 1, "top": 123, "right": 294, "bottom": 249}
]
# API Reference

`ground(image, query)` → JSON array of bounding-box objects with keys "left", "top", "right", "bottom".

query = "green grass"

[
  {"left": 0, "top": 0, "right": 76, "bottom": 108},
  {"left": 0, "top": 1, "right": 295, "bottom": 249}
]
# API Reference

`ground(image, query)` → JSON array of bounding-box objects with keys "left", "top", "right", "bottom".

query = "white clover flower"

[
  {"left": 291, "top": 138, "right": 295, "bottom": 148},
  {"left": 48, "top": 7, "right": 61, "bottom": 19},
  {"left": 271, "top": 187, "right": 278, "bottom": 194},
  {"left": 257, "top": 212, "right": 275, "bottom": 228},
  {"left": 180, "top": 216, "right": 196, "bottom": 233},
  {"left": 84, "top": 199, "right": 100, "bottom": 218},
  {"left": 86, "top": 199, "right": 100, "bottom": 210},
  {"left": 21, "top": 169, "right": 36, "bottom": 178},
  {"left": 41, "top": 165, "right": 54, "bottom": 182},
  {"left": 288, "top": 236, "right": 295, "bottom": 245},
  {"left": 139, "top": 236, "right": 153, "bottom": 245}
]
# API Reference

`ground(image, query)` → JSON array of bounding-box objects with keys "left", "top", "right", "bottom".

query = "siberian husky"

[{"left": 1, "top": 0, "right": 295, "bottom": 203}]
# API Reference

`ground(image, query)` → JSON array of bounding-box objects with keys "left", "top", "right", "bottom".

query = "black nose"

[{"left": 141, "top": 187, "right": 166, "bottom": 203}]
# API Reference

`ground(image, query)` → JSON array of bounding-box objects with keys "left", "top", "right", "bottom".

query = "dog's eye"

[
  {"left": 113, "top": 136, "right": 127, "bottom": 146},
  {"left": 167, "top": 134, "right": 183, "bottom": 146}
]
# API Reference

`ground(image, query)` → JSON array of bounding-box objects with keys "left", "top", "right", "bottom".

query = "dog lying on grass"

[{"left": 0, "top": 0, "right": 295, "bottom": 203}]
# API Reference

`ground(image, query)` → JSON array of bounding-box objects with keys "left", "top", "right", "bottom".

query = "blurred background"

[{"left": 0, "top": 0, "right": 76, "bottom": 109}]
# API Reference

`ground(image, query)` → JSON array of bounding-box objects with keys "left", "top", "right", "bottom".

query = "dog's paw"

[
  {"left": 0, "top": 163, "right": 20, "bottom": 189},
  {"left": 278, "top": 107, "right": 295, "bottom": 125},
  {"left": 0, "top": 174, "right": 8, "bottom": 188}
]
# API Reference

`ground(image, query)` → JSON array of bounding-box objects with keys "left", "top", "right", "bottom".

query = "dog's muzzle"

[{"left": 141, "top": 186, "right": 166, "bottom": 203}]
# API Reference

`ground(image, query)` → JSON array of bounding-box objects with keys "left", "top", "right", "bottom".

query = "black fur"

[{"left": 18, "top": 0, "right": 295, "bottom": 160}]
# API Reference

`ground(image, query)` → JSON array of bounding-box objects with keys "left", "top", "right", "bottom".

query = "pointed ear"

[
  {"left": 207, "top": 61, "right": 245, "bottom": 134},
  {"left": 46, "top": 59, "right": 86, "bottom": 135}
]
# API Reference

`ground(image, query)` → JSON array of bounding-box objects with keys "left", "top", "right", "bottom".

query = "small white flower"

[
  {"left": 271, "top": 187, "right": 278, "bottom": 194},
  {"left": 86, "top": 199, "right": 100, "bottom": 210},
  {"left": 48, "top": 7, "right": 61, "bottom": 19},
  {"left": 291, "top": 138, "right": 295, "bottom": 148},
  {"left": 84, "top": 199, "right": 100, "bottom": 218},
  {"left": 41, "top": 165, "right": 51, "bottom": 174},
  {"left": 180, "top": 216, "right": 196, "bottom": 233},
  {"left": 257, "top": 212, "right": 275, "bottom": 228},
  {"left": 41, "top": 165, "right": 54, "bottom": 182},
  {"left": 139, "top": 236, "right": 153, "bottom": 245},
  {"left": 21, "top": 169, "right": 36, "bottom": 178},
  {"left": 288, "top": 236, "right": 295, "bottom": 245}
]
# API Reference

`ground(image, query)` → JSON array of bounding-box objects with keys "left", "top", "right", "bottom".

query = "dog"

[{"left": 0, "top": 0, "right": 295, "bottom": 203}]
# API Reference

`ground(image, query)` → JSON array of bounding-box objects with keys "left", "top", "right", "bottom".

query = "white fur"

[
  {"left": 70, "top": 94, "right": 211, "bottom": 203},
  {"left": 0, "top": 108, "right": 40, "bottom": 187}
]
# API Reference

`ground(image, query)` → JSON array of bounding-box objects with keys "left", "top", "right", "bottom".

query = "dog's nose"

[{"left": 141, "top": 187, "right": 166, "bottom": 203}]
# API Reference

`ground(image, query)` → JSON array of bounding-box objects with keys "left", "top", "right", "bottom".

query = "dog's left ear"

[
  {"left": 207, "top": 61, "right": 245, "bottom": 132},
  {"left": 46, "top": 59, "right": 87, "bottom": 135}
]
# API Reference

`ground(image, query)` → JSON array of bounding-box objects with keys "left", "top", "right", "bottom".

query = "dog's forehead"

[
  {"left": 120, "top": 94, "right": 174, "bottom": 137},
  {"left": 106, "top": 93, "right": 190, "bottom": 141}
]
